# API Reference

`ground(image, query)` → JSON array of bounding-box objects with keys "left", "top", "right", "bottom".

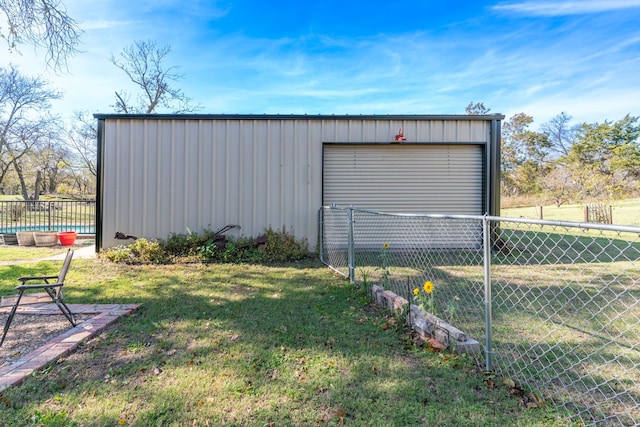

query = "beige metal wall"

[{"left": 98, "top": 116, "right": 498, "bottom": 249}]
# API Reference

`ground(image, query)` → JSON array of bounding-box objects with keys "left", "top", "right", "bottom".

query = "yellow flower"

[
  {"left": 383, "top": 242, "right": 390, "bottom": 249},
  {"left": 413, "top": 288, "right": 419, "bottom": 296},
  {"left": 423, "top": 281, "right": 434, "bottom": 294}
]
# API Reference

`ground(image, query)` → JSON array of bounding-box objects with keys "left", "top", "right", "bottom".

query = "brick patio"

[{"left": 0, "top": 303, "right": 140, "bottom": 392}]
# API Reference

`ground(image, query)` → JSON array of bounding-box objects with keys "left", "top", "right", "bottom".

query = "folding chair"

[{"left": 0, "top": 248, "right": 77, "bottom": 347}]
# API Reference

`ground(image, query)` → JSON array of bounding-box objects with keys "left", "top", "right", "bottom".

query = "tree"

[
  {"left": 0, "top": 65, "right": 62, "bottom": 198},
  {"left": 566, "top": 115, "right": 640, "bottom": 199},
  {"left": 0, "top": 0, "right": 82, "bottom": 71},
  {"left": 109, "top": 40, "right": 202, "bottom": 114},
  {"left": 539, "top": 165, "right": 577, "bottom": 206},
  {"left": 501, "top": 113, "right": 551, "bottom": 197},
  {"left": 63, "top": 111, "right": 97, "bottom": 195},
  {"left": 465, "top": 101, "right": 491, "bottom": 115},
  {"left": 66, "top": 111, "right": 97, "bottom": 177},
  {"left": 31, "top": 128, "right": 70, "bottom": 193},
  {"left": 6, "top": 115, "right": 59, "bottom": 199},
  {"left": 541, "top": 112, "right": 578, "bottom": 159}
]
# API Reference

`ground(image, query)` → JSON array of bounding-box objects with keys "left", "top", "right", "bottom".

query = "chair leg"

[
  {"left": 55, "top": 299, "right": 76, "bottom": 326},
  {"left": 43, "top": 287, "right": 77, "bottom": 327},
  {"left": 0, "top": 290, "right": 25, "bottom": 347}
]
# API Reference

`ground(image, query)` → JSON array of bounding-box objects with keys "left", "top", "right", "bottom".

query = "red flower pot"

[{"left": 57, "top": 231, "right": 77, "bottom": 246}]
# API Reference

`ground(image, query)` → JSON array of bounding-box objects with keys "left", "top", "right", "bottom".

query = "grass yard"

[
  {"left": 338, "top": 222, "right": 640, "bottom": 426},
  {"left": 0, "top": 246, "right": 64, "bottom": 261},
  {"left": 501, "top": 198, "right": 640, "bottom": 226},
  {"left": 0, "top": 248, "right": 568, "bottom": 426}
]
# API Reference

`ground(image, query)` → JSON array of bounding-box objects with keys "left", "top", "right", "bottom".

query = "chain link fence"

[{"left": 319, "top": 206, "right": 640, "bottom": 426}]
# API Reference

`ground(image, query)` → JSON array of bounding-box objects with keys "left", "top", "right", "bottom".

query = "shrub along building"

[{"left": 94, "top": 114, "right": 503, "bottom": 251}]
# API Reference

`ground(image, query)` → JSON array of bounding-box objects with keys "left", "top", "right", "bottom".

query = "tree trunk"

[
  {"left": 14, "top": 162, "right": 30, "bottom": 200},
  {"left": 34, "top": 170, "right": 42, "bottom": 200},
  {"left": 47, "top": 167, "right": 58, "bottom": 193}
]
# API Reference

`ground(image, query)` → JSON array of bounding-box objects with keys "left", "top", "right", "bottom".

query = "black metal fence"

[{"left": 0, "top": 200, "right": 96, "bottom": 235}]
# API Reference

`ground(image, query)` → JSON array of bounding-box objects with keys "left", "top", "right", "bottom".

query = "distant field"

[{"left": 501, "top": 198, "right": 640, "bottom": 226}]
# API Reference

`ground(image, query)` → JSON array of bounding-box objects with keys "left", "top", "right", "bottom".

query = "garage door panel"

[{"left": 323, "top": 144, "right": 484, "bottom": 215}]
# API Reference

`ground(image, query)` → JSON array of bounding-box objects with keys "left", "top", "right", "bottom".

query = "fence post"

[
  {"left": 318, "top": 208, "right": 324, "bottom": 264},
  {"left": 47, "top": 201, "right": 52, "bottom": 231},
  {"left": 483, "top": 215, "right": 493, "bottom": 371},
  {"left": 347, "top": 207, "right": 355, "bottom": 283}
]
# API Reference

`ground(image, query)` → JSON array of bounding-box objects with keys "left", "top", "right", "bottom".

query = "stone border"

[{"left": 371, "top": 285, "right": 480, "bottom": 354}]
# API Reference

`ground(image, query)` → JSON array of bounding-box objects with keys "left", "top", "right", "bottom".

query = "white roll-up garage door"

[{"left": 323, "top": 144, "right": 484, "bottom": 214}]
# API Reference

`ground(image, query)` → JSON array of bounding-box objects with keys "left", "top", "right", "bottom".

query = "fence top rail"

[
  {"left": 486, "top": 215, "right": 640, "bottom": 234},
  {"left": 321, "top": 205, "right": 482, "bottom": 221},
  {"left": 321, "top": 205, "right": 640, "bottom": 234},
  {"left": 0, "top": 200, "right": 96, "bottom": 203}
]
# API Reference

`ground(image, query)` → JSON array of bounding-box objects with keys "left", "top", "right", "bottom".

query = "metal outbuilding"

[{"left": 94, "top": 114, "right": 503, "bottom": 251}]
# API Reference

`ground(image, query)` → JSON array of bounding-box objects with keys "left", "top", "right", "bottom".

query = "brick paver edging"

[{"left": 0, "top": 304, "right": 140, "bottom": 392}]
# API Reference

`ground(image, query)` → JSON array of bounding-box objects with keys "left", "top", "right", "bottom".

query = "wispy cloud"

[
  {"left": 493, "top": 0, "right": 640, "bottom": 16},
  {"left": 10, "top": 0, "right": 639, "bottom": 126},
  {"left": 139, "top": 0, "right": 231, "bottom": 19},
  {"left": 81, "top": 20, "right": 132, "bottom": 30}
]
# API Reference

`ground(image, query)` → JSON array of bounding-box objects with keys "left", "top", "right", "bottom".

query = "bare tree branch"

[
  {"left": 65, "top": 110, "right": 97, "bottom": 178},
  {"left": 113, "top": 91, "right": 131, "bottom": 114},
  {"left": 541, "top": 112, "right": 578, "bottom": 159},
  {"left": 0, "top": 65, "right": 61, "bottom": 190},
  {"left": 466, "top": 101, "right": 491, "bottom": 115},
  {"left": 109, "top": 39, "right": 202, "bottom": 114},
  {"left": 0, "top": 0, "right": 82, "bottom": 72}
]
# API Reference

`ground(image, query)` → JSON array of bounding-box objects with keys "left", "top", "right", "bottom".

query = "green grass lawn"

[
  {"left": 333, "top": 222, "right": 640, "bottom": 426},
  {"left": 0, "top": 251, "right": 569, "bottom": 426},
  {"left": 501, "top": 198, "right": 640, "bottom": 226}
]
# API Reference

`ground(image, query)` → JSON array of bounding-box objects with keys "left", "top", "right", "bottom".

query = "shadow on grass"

[
  {"left": 346, "top": 230, "right": 640, "bottom": 426},
  {"left": 0, "top": 258, "right": 567, "bottom": 426}
]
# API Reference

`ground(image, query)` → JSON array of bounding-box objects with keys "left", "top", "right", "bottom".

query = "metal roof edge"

[{"left": 93, "top": 113, "right": 505, "bottom": 121}]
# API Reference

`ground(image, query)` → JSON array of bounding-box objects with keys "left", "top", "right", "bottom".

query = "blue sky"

[{"left": 6, "top": 0, "right": 640, "bottom": 129}]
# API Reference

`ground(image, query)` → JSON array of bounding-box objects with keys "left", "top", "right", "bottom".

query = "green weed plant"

[{"left": 102, "top": 227, "right": 309, "bottom": 264}]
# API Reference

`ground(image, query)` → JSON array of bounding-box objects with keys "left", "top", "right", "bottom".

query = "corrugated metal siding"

[
  {"left": 323, "top": 144, "right": 483, "bottom": 214},
  {"left": 100, "top": 117, "right": 492, "bottom": 249},
  {"left": 102, "top": 118, "right": 322, "bottom": 249}
]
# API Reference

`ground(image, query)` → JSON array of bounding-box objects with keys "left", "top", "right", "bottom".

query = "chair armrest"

[
  {"left": 16, "top": 282, "right": 64, "bottom": 290},
  {"left": 18, "top": 275, "right": 59, "bottom": 283}
]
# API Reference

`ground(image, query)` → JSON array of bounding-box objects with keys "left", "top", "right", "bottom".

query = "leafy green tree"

[
  {"left": 567, "top": 114, "right": 640, "bottom": 199},
  {"left": 501, "top": 113, "right": 551, "bottom": 196}
]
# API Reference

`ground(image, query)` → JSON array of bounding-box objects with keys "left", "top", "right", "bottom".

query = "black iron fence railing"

[{"left": 0, "top": 200, "right": 96, "bottom": 235}]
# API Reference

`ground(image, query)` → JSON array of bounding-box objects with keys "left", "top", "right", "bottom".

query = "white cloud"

[
  {"left": 493, "top": 0, "right": 640, "bottom": 16},
  {"left": 81, "top": 20, "right": 132, "bottom": 30},
  {"left": 504, "top": 86, "right": 640, "bottom": 126}
]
